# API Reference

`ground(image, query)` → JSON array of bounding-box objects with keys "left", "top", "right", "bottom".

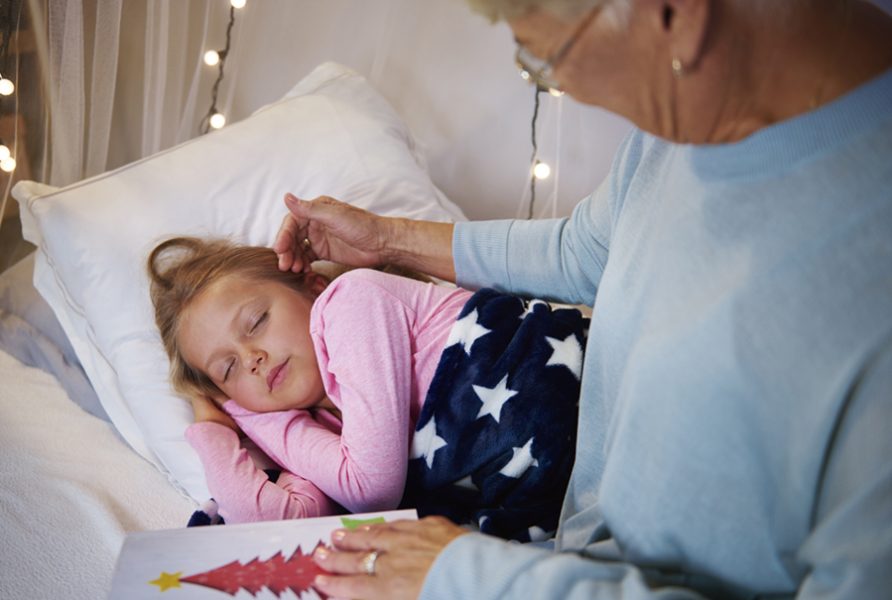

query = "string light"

[
  {"left": 0, "top": 144, "right": 9, "bottom": 161},
  {"left": 203, "top": 50, "right": 220, "bottom": 66},
  {"left": 0, "top": 156, "right": 15, "bottom": 172},
  {"left": 209, "top": 113, "right": 226, "bottom": 129},
  {"left": 199, "top": 2, "right": 243, "bottom": 134},
  {"left": 0, "top": 77, "right": 13, "bottom": 96},
  {"left": 533, "top": 161, "right": 551, "bottom": 180}
]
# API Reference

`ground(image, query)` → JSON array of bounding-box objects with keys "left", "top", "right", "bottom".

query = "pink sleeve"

[
  {"left": 185, "top": 421, "right": 338, "bottom": 523},
  {"left": 228, "top": 273, "right": 416, "bottom": 513}
]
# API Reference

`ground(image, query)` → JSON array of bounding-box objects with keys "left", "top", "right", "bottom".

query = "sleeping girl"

[{"left": 148, "top": 236, "right": 587, "bottom": 542}]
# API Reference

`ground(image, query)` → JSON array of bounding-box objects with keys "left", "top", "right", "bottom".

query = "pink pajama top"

[{"left": 185, "top": 269, "right": 473, "bottom": 523}]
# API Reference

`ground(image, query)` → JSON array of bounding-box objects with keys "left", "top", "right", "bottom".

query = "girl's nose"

[{"left": 243, "top": 349, "right": 267, "bottom": 374}]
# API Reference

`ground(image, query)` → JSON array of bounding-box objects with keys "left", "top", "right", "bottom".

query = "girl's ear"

[{"left": 305, "top": 270, "right": 330, "bottom": 297}]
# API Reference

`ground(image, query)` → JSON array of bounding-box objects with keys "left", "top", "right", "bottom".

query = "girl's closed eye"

[
  {"left": 222, "top": 358, "right": 235, "bottom": 383},
  {"left": 250, "top": 311, "right": 269, "bottom": 334}
]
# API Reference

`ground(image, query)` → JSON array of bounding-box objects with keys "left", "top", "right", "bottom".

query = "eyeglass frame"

[{"left": 514, "top": 6, "right": 601, "bottom": 93}]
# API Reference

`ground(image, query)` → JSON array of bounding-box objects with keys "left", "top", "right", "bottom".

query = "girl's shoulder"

[
  {"left": 324, "top": 267, "right": 429, "bottom": 298},
  {"left": 312, "top": 267, "right": 425, "bottom": 317}
]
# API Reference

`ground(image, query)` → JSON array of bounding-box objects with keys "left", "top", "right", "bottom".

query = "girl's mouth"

[{"left": 267, "top": 358, "right": 289, "bottom": 391}]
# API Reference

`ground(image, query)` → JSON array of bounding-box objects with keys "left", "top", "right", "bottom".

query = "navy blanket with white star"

[{"left": 403, "top": 288, "right": 589, "bottom": 542}]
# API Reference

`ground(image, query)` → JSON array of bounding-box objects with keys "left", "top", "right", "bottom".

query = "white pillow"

[{"left": 14, "top": 62, "right": 466, "bottom": 501}]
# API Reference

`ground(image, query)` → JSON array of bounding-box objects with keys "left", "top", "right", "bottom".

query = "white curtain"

[{"left": 36, "top": 0, "right": 240, "bottom": 186}]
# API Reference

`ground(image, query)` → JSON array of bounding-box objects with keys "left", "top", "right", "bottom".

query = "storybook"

[{"left": 108, "top": 509, "right": 418, "bottom": 599}]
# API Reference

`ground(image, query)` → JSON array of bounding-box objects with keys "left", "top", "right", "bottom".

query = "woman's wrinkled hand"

[
  {"left": 312, "top": 516, "right": 468, "bottom": 600},
  {"left": 190, "top": 393, "right": 239, "bottom": 432},
  {"left": 273, "top": 193, "right": 390, "bottom": 274}
]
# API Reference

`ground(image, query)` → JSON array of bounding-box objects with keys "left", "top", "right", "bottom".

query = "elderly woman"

[{"left": 275, "top": 0, "right": 892, "bottom": 598}]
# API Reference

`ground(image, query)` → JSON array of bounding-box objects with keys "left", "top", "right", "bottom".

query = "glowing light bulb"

[
  {"left": 209, "top": 113, "right": 226, "bottom": 129},
  {"left": 0, "top": 156, "right": 16, "bottom": 172},
  {"left": 548, "top": 88, "right": 564, "bottom": 97},
  {"left": 203, "top": 50, "right": 220, "bottom": 66},
  {"left": 533, "top": 161, "right": 551, "bottom": 180},
  {"left": 0, "top": 78, "right": 14, "bottom": 96},
  {"left": 230, "top": 0, "right": 246, "bottom": 8},
  {"left": 0, "top": 145, "right": 9, "bottom": 161}
]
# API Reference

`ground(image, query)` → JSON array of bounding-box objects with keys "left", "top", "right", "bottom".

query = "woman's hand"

[
  {"left": 273, "top": 193, "right": 390, "bottom": 273},
  {"left": 312, "top": 516, "right": 468, "bottom": 600},
  {"left": 190, "top": 393, "right": 239, "bottom": 432}
]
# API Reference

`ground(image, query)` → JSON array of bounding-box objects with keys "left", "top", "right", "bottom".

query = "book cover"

[{"left": 108, "top": 509, "right": 417, "bottom": 599}]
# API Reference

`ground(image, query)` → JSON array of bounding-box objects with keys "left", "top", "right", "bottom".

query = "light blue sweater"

[{"left": 423, "top": 68, "right": 892, "bottom": 599}]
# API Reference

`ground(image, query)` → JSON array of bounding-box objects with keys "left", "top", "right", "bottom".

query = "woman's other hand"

[
  {"left": 273, "top": 194, "right": 389, "bottom": 273},
  {"left": 190, "top": 393, "right": 239, "bottom": 432},
  {"left": 312, "top": 516, "right": 468, "bottom": 600}
]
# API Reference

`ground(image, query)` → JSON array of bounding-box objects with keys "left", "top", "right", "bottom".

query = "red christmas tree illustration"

[{"left": 177, "top": 541, "right": 329, "bottom": 598}]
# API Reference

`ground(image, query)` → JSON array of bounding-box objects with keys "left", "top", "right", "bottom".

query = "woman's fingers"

[
  {"left": 274, "top": 216, "right": 303, "bottom": 272},
  {"left": 311, "top": 517, "right": 468, "bottom": 600}
]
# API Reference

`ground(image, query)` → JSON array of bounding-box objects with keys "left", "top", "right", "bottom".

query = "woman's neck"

[{"left": 673, "top": 1, "right": 892, "bottom": 144}]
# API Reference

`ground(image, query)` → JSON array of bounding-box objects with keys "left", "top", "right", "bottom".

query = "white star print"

[
  {"left": 411, "top": 417, "right": 447, "bottom": 469},
  {"left": 545, "top": 333, "right": 583, "bottom": 380},
  {"left": 499, "top": 437, "right": 539, "bottom": 479},
  {"left": 519, "top": 299, "right": 548, "bottom": 320},
  {"left": 473, "top": 374, "right": 519, "bottom": 423},
  {"left": 453, "top": 475, "right": 477, "bottom": 491},
  {"left": 445, "top": 308, "right": 491, "bottom": 355}
]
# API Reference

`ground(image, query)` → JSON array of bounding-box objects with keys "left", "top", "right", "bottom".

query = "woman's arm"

[{"left": 274, "top": 193, "right": 456, "bottom": 282}]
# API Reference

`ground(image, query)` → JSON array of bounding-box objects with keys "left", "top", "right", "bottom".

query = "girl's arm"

[{"left": 185, "top": 421, "right": 338, "bottom": 523}]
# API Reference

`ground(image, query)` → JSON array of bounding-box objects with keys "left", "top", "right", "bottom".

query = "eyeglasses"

[{"left": 514, "top": 6, "right": 601, "bottom": 93}]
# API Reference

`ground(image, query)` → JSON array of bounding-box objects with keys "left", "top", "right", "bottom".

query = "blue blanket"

[{"left": 403, "top": 289, "right": 588, "bottom": 542}]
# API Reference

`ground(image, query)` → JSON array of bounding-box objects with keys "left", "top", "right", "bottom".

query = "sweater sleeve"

[
  {"left": 229, "top": 271, "right": 416, "bottom": 514},
  {"left": 184, "top": 421, "right": 337, "bottom": 523},
  {"left": 453, "top": 130, "right": 645, "bottom": 304},
  {"left": 795, "top": 340, "right": 892, "bottom": 598},
  {"left": 420, "top": 534, "right": 711, "bottom": 600}
]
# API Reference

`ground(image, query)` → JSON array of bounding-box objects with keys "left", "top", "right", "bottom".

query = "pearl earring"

[{"left": 671, "top": 57, "right": 685, "bottom": 78}]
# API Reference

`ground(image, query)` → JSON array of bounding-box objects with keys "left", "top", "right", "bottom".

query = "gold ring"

[{"left": 360, "top": 550, "right": 380, "bottom": 576}]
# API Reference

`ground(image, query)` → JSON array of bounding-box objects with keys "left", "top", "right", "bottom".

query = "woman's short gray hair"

[{"left": 464, "top": 0, "right": 624, "bottom": 23}]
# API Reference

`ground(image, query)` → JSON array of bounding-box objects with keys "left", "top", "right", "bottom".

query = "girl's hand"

[{"left": 190, "top": 393, "right": 239, "bottom": 432}]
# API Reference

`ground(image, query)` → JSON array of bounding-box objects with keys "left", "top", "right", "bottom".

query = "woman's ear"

[{"left": 659, "top": 0, "right": 711, "bottom": 73}]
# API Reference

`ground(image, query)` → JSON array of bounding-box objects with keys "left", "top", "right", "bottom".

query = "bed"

[
  {"left": 0, "top": 349, "right": 193, "bottom": 599},
  {"left": 0, "top": 62, "right": 467, "bottom": 599}
]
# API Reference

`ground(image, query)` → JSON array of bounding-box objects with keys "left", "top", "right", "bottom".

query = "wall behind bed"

[{"left": 108, "top": 0, "right": 632, "bottom": 221}]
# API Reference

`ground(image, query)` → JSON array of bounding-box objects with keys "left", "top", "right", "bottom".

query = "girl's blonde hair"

[{"left": 147, "top": 236, "right": 315, "bottom": 400}]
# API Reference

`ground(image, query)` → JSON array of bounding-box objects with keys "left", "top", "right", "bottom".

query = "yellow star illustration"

[{"left": 149, "top": 571, "right": 183, "bottom": 592}]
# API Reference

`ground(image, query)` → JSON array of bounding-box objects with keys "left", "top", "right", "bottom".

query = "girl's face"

[{"left": 177, "top": 274, "right": 325, "bottom": 413}]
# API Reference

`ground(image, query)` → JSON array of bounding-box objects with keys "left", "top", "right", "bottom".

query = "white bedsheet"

[{"left": 0, "top": 349, "right": 192, "bottom": 600}]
